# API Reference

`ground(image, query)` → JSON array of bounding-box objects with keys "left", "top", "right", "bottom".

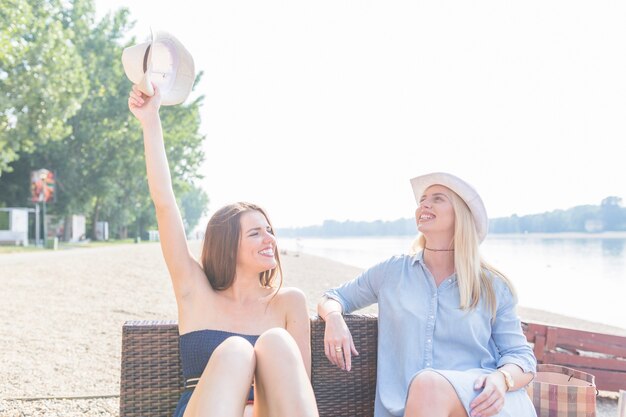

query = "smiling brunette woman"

[
  {"left": 128, "top": 85, "right": 318, "bottom": 417},
  {"left": 318, "top": 172, "right": 537, "bottom": 417}
]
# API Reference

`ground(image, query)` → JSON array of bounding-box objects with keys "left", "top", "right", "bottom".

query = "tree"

[
  {"left": 600, "top": 196, "right": 624, "bottom": 231},
  {"left": 0, "top": 0, "right": 88, "bottom": 175},
  {"left": 180, "top": 184, "right": 209, "bottom": 236},
  {"left": 0, "top": 0, "right": 207, "bottom": 242},
  {"left": 42, "top": 1, "right": 205, "bottom": 239}
]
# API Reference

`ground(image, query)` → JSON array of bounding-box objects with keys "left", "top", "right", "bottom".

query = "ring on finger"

[{"left": 334, "top": 346, "right": 343, "bottom": 352}]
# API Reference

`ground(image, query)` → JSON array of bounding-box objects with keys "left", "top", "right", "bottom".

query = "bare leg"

[
  {"left": 404, "top": 371, "right": 468, "bottom": 417},
  {"left": 183, "top": 336, "right": 255, "bottom": 417},
  {"left": 253, "top": 328, "right": 319, "bottom": 417}
]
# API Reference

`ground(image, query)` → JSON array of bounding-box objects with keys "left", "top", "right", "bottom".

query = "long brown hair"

[{"left": 201, "top": 202, "right": 283, "bottom": 291}]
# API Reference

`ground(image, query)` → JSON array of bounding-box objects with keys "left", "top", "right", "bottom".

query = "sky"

[{"left": 96, "top": 0, "right": 626, "bottom": 229}]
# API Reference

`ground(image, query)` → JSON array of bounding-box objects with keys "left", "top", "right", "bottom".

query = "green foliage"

[
  {"left": 600, "top": 196, "right": 623, "bottom": 231},
  {"left": 179, "top": 184, "right": 209, "bottom": 236},
  {"left": 0, "top": 0, "right": 208, "bottom": 240},
  {"left": 0, "top": 211, "right": 9, "bottom": 229},
  {"left": 490, "top": 199, "right": 625, "bottom": 233},
  {"left": 0, "top": 0, "right": 89, "bottom": 174}
]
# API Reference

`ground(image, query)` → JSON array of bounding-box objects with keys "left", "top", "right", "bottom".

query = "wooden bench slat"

[
  {"left": 523, "top": 320, "right": 626, "bottom": 393},
  {"left": 542, "top": 352, "right": 626, "bottom": 372}
]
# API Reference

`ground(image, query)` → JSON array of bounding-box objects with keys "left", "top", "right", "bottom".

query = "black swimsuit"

[{"left": 172, "top": 329, "right": 259, "bottom": 417}]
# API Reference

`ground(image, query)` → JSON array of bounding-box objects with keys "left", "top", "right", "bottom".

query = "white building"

[{"left": 0, "top": 208, "right": 30, "bottom": 246}]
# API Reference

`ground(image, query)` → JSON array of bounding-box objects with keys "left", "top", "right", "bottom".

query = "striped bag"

[{"left": 526, "top": 364, "right": 597, "bottom": 417}]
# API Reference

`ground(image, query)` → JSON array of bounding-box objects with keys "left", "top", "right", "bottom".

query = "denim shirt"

[{"left": 324, "top": 251, "right": 536, "bottom": 417}]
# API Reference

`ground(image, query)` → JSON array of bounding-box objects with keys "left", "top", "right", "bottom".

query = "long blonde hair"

[{"left": 411, "top": 188, "right": 516, "bottom": 319}]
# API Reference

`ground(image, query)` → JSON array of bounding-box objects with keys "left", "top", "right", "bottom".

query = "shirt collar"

[
  {"left": 411, "top": 250, "right": 425, "bottom": 266},
  {"left": 411, "top": 250, "right": 458, "bottom": 284}
]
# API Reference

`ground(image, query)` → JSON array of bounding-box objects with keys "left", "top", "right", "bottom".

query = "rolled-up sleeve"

[
  {"left": 493, "top": 283, "right": 537, "bottom": 375},
  {"left": 324, "top": 258, "right": 389, "bottom": 314}
]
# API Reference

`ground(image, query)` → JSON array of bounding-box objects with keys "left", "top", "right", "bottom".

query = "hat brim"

[
  {"left": 121, "top": 30, "right": 195, "bottom": 106},
  {"left": 410, "top": 172, "right": 488, "bottom": 242},
  {"left": 148, "top": 30, "right": 195, "bottom": 106},
  {"left": 122, "top": 41, "right": 152, "bottom": 91}
]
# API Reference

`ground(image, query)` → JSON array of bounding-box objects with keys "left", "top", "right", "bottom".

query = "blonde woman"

[
  {"left": 129, "top": 85, "right": 318, "bottom": 417},
  {"left": 318, "top": 172, "right": 536, "bottom": 417}
]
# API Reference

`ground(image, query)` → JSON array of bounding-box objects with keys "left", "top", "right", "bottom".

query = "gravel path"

[{"left": 0, "top": 242, "right": 620, "bottom": 416}]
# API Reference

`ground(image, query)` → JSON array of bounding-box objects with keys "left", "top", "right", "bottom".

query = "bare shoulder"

[
  {"left": 273, "top": 287, "right": 310, "bottom": 333},
  {"left": 273, "top": 286, "right": 308, "bottom": 310}
]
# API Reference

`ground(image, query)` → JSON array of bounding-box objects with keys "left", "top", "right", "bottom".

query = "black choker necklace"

[{"left": 424, "top": 247, "right": 454, "bottom": 252}]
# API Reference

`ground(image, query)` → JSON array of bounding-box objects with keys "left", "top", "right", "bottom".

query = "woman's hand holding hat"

[
  {"left": 128, "top": 84, "right": 162, "bottom": 126},
  {"left": 122, "top": 30, "right": 195, "bottom": 106}
]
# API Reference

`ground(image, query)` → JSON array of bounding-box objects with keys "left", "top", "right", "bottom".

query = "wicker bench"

[
  {"left": 120, "top": 315, "right": 624, "bottom": 417},
  {"left": 120, "top": 314, "right": 378, "bottom": 417}
]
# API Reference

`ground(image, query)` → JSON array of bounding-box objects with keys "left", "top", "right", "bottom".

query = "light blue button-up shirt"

[{"left": 324, "top": 251, "right": 536, "bottom": 417}]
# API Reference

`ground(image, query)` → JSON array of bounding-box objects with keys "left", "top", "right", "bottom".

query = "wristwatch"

[{"left": 497, "top": 368, "right": 514, "bottom": 391}]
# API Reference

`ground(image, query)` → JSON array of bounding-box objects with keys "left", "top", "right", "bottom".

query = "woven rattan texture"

[
  {"left": 120, "top": 315, "right": 378, "bottom": 417},
  {"left": 120, "top": 321, "right": 181, "bottom": 417},
  {"left": 311, "top": 315, "right": 378, "bottom": 417}
]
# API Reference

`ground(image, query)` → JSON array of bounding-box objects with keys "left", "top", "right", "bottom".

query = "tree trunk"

[{"left": 91, "top": 197, "right": 100, "bottom": 240}]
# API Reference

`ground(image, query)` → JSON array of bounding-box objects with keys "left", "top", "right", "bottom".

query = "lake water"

[{"left": 278, "top": 235, "right": 626, "bottom": 329}]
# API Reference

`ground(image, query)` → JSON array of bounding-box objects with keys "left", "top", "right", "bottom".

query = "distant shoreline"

[
  {"left": 488, "top": 231, "right": 626, "bottom": 239},
  {"left": 279, "top": 232, "right": 626, "bottom": 239}
]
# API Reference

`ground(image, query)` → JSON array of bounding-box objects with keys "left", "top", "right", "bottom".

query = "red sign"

[{"left": 31, "top": 169, "right": 55, "bottom": 203}]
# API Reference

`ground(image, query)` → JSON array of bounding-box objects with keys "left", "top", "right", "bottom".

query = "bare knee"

[
  {"left": 252, "top": 329, "right": 316, "bottom": 416},
  {"left": 211, "top": 336, "right": 256, "bottom": 367},
  {"left": 406, "top": 371, "right": 464, "bottom": 416},
  {"left": 254, "top": 328, "right": 299, "bottom": 361},
  {"left": 256, "top": 328, "right": 295, "bottom": 348},
  {"left": 407, "top": 371, "right": 446, "bottom": 403}
]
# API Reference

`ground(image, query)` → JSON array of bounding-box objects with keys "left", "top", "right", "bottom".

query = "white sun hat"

[
  {"left": 122, "top": 30, "right": 195, "bottom": 106},
  {"left": 410, "top": 172, "right": 489, "bottom": 242}
]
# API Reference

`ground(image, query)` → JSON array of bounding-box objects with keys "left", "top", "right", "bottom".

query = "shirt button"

[
  {"left": 427, "top": 339, "right": 431, "bottom": 343},
  {"left": 429, "top": 315, "right": 434, "bottom": 319},
  {"left": 426, "top": 362, "right": 431, "bottom": 367}
]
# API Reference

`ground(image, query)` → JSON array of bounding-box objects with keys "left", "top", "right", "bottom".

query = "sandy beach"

[{"left": 0, "top": 241, "right": 622, "bottom": 416}]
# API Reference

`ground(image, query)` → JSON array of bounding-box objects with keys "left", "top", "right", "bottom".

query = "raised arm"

[{"left": 128, "top": 85, "right": 202, "bottom": 299}]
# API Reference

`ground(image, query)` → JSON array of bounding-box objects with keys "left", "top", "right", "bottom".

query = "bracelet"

[
  {"left": 322, "top": 310, "right": 341, "bottom": 321},
  {"left": 496, "top": 368, "right": 515, "bottom": 392}
]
